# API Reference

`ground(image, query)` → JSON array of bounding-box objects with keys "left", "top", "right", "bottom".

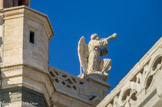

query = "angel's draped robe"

[{"left": 87, "top": 39, "right": 112, "bottom": 73}]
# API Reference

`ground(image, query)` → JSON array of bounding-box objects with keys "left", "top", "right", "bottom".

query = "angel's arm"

[
  {"left": 106, "top": 33, "right": 117, "bottom": 41},
  {"left": 94, "top": 39, "right": 108, "bottom": 48}
]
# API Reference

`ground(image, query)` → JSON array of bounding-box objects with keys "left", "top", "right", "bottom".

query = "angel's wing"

[{"left": 78, "top": 36, "right": 89, "bottom": 74}]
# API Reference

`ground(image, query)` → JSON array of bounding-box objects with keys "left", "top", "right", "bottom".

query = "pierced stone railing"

[
  {"left": 48, "top": 65, "right": 86, "bottom": 96},
  {"left": 97, "top": 37, "right": 162, "bottom": 107}
]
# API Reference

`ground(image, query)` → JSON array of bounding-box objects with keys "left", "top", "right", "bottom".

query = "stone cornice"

[
  {"left": 0, "top": 6, "right": 54, "bottom": 40},
  {"left": 0, "top": 64, "right": 55, "bottom": 106},
  {"left": 0, "top": 64, "right": 92, "bottom": 106}
]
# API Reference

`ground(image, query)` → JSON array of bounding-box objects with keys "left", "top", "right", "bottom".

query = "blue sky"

[{"left": 30, "top": 0, "right": 162, "bottom": 92}]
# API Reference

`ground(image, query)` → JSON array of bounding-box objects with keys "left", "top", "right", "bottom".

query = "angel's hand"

[{"left": 106, "top": 33, "right": 117, "bottom": 41}]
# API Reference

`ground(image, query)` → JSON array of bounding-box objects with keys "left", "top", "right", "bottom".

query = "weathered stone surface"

[{"left": 0, "top": 86, "right": 48, "bottom": 107}]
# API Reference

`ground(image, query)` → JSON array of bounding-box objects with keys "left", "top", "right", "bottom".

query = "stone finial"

[{"left": 0, "top": 0, "right": 31, "bottom": 9}]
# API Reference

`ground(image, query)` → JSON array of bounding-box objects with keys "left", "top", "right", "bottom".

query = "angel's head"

[{"left": 91, "top": 34, "right": 99, "bottom": 40}]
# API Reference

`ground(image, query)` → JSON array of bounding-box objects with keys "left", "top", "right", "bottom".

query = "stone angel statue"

[{"left": 78, "top": 33, "right": 117, "bottom": 77}]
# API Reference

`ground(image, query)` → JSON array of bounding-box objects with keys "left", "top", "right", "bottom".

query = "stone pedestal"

[{"left": 82, "top": 74, "right": 110, "bottom": 106}]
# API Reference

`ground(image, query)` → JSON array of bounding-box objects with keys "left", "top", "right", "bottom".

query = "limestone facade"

[{"left": 97, "top": 37, "right": 162, "bottom": 107}]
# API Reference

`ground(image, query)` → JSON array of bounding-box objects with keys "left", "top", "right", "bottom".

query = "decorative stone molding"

[
  {"left": 0, "top": 6, "right": 54, "bottom": 40},
  {"left": 49, "top": 66, "right": 86, "bottom": 95},
  {"left": 97, "top": 37, "right": 162, "bottom": 107}
]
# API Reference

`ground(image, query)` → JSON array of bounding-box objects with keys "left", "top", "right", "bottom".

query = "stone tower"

[{"left": 0, "top": 1, "right": 54, "bottom": 107}]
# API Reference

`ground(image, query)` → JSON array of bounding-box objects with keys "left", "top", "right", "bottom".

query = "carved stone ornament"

[{"left": 78, "top": 33, "right": 117, "bottom": 81}]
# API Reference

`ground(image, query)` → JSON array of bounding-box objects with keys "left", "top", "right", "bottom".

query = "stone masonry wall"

[
  {"left": 23, "top": 9, "right": 49, "bottom": 71},
  {"left": 3, "top": 17, "right": 23, "bottom": 66}
]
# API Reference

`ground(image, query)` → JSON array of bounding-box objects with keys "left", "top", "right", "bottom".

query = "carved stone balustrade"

[
  {"left": 97, "top": 37, "right": 162, "bottom": 107},
  {"left": 48, "top": 66, "right": 110, "bottom": 107},
  {"left": 49, "top": 66, "right": 86, "bottom": 98}
]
